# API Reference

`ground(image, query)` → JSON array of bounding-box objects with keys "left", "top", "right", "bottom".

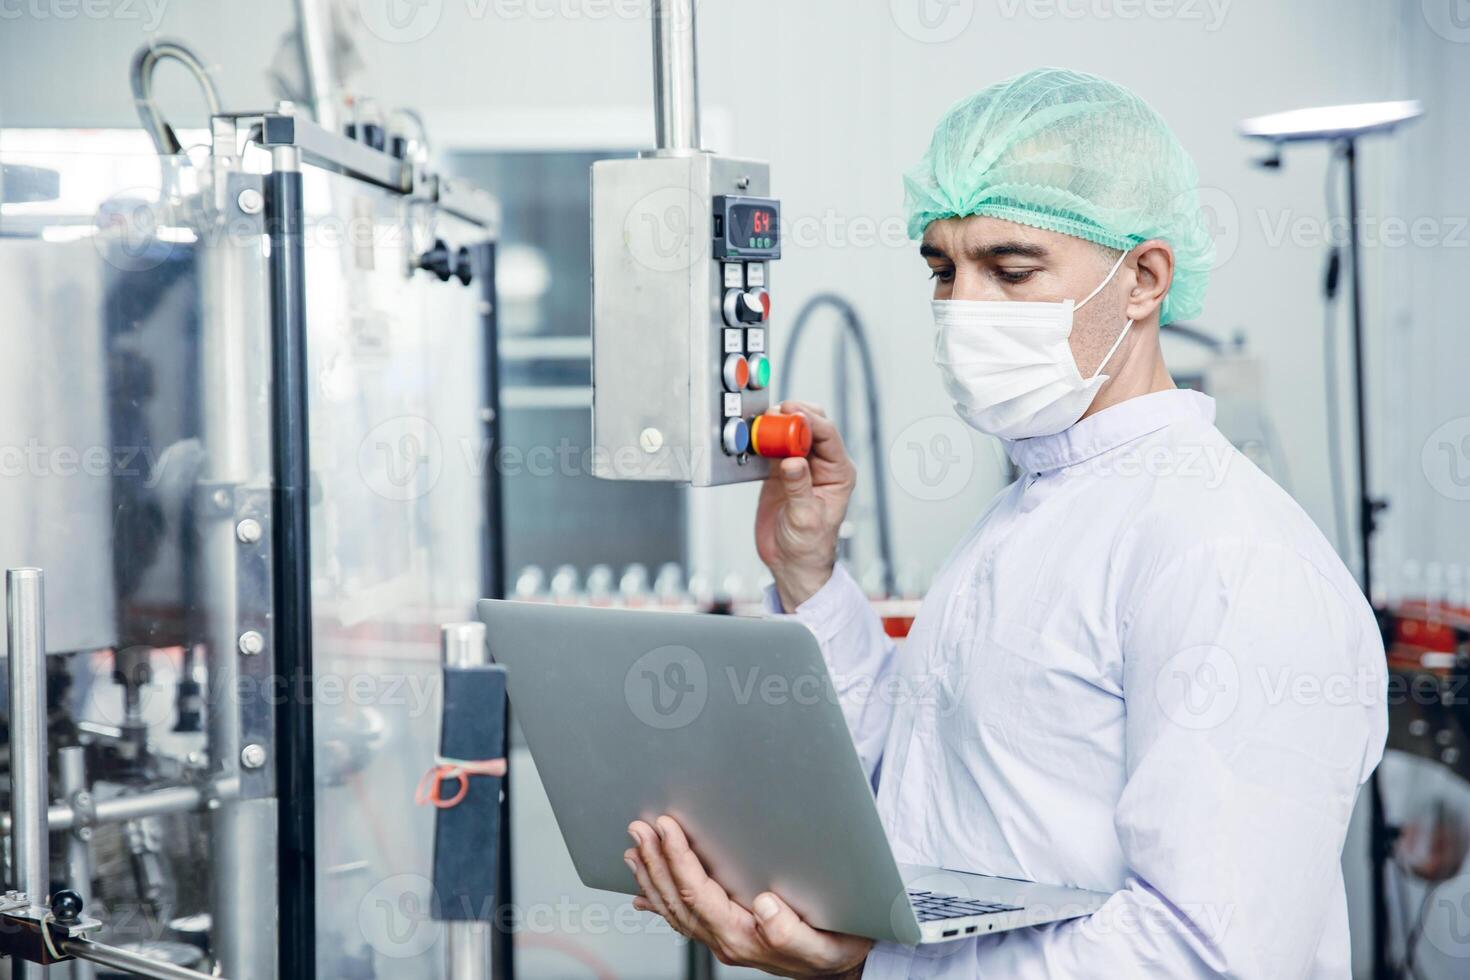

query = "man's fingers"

[
  {"left": 778, "top": 400, "right": 851, "bottom": 482},
  {"left": 751, "top": 892, "right": 844, "bottom": 970},
  {"left": 778, "top": 457, "right": 813, "bottom": 500},
  {"left": 778, "top": 400, "right": 827, "bottom": 419},
  {"left": 631, "top": 822, "right": 691, "bottom": 927},
  {"left": 655, "top": 816, "right": 731, "bottom": 915},
  {"left": 625, "top": 849, "right": 670, "bottom": 920}
]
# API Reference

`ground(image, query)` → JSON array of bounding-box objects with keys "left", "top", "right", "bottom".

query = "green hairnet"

[{"left": 904, "top": 67, "right": 1211, "bottom": 324}]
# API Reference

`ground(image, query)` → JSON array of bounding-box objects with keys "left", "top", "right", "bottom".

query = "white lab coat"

[{"left": 767, "top": 390, "right": 1386, "bottom": 978}]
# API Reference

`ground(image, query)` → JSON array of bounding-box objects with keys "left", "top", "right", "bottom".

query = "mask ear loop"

[
  {"left": 1076, "top": 247, "right": 1135, "bottom": 381},
  {"left": 1074, "top": 247, "right": 1132, "bottom": 312}
]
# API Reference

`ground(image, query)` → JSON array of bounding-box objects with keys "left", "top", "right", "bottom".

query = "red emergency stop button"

[{"left": 750, "top": 413, "right": 812, "bottom": 458}]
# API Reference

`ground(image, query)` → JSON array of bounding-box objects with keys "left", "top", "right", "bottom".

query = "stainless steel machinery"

[{"left": 0, "top": 39, "right": 505, "bottom": 980}]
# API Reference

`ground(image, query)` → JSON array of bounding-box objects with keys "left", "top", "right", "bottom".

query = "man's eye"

[
  {"left": 997, "top": 268, "right": 1036, "bottom": 284},
  {"left": 928, "top": 267, "right": 954, "bottom": 283}
]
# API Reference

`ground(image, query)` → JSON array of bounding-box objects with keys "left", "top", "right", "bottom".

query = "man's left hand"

[{"left": 625, "top": 816, "right": 873, "bottom": 979}]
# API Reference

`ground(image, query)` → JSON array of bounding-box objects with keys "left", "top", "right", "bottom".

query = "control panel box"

[{"left": 591, "top": 154, "right": 780, "bottom": 486}]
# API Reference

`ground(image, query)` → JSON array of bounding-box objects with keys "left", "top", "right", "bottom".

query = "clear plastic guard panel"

[
  {"left": 0, "top": 127, "right": 279, "bottom": 962},
  {"left": 300, "top": 164, "right": 491, "bottom": 978}
]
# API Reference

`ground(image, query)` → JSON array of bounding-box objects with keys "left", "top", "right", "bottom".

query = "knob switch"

[
  {"left": 751, "top": 413, "right": 812, "bottom": 458},
  {"left": 723, "top": 288, "right": 768, "bottom": 327}
]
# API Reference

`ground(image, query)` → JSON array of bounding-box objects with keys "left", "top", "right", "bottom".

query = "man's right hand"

[{"left": 755, "top": 401, "right": 857, "bottom": 612}]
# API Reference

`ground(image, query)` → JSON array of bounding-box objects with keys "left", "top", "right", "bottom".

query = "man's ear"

[{"left": 1125, "top": 239, "right": 1175, "bottom": 323}]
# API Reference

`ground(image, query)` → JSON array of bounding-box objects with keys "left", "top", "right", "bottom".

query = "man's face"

[{"left": 921, "top": 215, "right": 1135, "bottom": 378}]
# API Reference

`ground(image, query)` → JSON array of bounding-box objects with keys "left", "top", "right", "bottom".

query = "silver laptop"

[{"left": 479, "top": 598, "right": 1109, "bottom": 945}]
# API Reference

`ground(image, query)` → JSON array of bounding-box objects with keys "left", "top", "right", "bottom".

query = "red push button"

[
  {"left": 750, "top": 413, "right": 812, "bottom": 458},
  {"left": 722, "top": 354, "right": 750, "bottom": 392}
]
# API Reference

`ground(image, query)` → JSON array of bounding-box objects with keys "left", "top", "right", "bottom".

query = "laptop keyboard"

[{"left": 908, "top": 889, "right": 1023, "bottom": 922}]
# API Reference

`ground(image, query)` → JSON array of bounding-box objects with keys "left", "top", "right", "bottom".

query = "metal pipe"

[
  {"left": 1, "top": 783, "right": 210, "bottom": 836},
  {"left": 61, "top": 938, "right": 222, "bottom": 980},
  {"left": 779, "top": 297, "right": 898, "bottom": 597},
  {"left": 7, "top": 568, "right": 49, "bottom": 980},
  {"left": 442, "top": 623, "right": 492, "bottom": 980},
  {"left": 651, "top": 0, "right": 701, "bottom": 152},
  {"left": 297, "top": 0, "right": 343, "bottom": 133},
  {"left": 209, "top": 798, "right": 278, "bottom": 980},
  {"left": 58, "top": 748, "right": 96, "bottom": 980}
]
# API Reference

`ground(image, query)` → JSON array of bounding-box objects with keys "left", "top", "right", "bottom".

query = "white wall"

[{"left": 0, "top": 1, "right": 1428, "bottom": 591}]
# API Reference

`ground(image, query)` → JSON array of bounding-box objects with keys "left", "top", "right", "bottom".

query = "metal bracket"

[{"left": 232, "top": 487, "right": 275, "bottom": 801}]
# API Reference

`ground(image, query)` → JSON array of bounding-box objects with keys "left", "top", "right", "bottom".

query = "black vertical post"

[
  {"left": 266, "top": 154, "right": 318, "bottom": 980},
  {"left": 1344, "top": 136, "right": 1391, "bottom": 980},
  {"left": 475, "top": 240, "right": 515, "bottom": 980}
]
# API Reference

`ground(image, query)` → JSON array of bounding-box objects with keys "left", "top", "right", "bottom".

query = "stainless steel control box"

[{"left": 591, "top": 154, "right": 777, "bottom": 486}]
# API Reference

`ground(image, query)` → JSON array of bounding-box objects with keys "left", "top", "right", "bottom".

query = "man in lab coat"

[{"left": 624, "top": 68, "right": 1387, "bottom": 978}]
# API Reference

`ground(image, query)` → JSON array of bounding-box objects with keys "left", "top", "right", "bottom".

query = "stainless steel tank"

[{"left": 0, "top": 237, "right": 117, "bottom": 656}]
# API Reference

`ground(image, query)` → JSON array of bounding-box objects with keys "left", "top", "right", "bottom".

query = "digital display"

[
  {"left": 730, "top": 204, "right": 777, "bottom": 250},
  {"left": 713, "top": 196, "right": 781, "bottom": 259}
]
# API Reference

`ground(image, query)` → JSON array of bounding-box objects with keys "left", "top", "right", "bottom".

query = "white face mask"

[{"left": 933, "top": 249, "right": 1134, "bottom": 440}]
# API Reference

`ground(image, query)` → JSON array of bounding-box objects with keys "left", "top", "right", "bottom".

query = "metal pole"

[
  {"left": 1344, "top": 138, "right": 1378, "bottom": 599},
  {"left": 1344, "top": 136, "right": 1392, "bottom": 980},
  {"left": 474, "top": 241, "right": 515, "bottom": 980},
  {"left": 7, "top": 567, "right": 49, "bottom": 980},
  {"left": 267, "top": 141, "right": 318, "bottom": 980},
  {"left": 58, "top": 747, "right": 96, "bottom": 980},
  {"left": 651, "top": 0, "right": 701, "bottom": 152},
  {"left": 442, "top": 623, "right": 492, "bottom": 980},
  {"left": 61, "top": 938, "right": 222, "bottom": 980}
]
